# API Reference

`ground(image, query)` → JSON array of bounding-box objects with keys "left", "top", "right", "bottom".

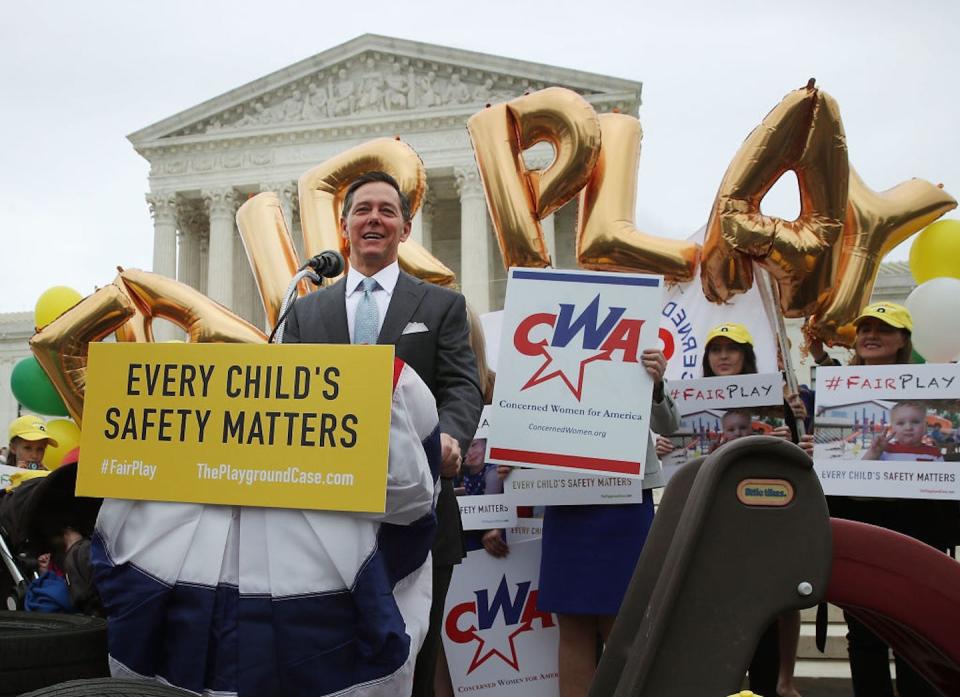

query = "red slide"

[{"left": 827, "top": 518, "right": 960, "bottom": 695}]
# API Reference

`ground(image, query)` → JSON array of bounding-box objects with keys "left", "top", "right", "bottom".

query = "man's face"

[{"left": 341, "top": 181, "right": 411, "bottom": 276}]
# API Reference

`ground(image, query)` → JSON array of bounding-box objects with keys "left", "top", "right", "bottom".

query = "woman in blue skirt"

[{"left": 537, "top": 347, "right": 679, "bottom": 697}]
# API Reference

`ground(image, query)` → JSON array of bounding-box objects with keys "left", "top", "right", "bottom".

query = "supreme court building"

[
  {"left": 0, "top": 34, "right": 918, "bottom": 448},
  {"left": 131, "top": 34, "right": 642, "bottom": 332}
]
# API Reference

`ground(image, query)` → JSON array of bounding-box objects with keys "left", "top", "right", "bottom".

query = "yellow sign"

[{"left": 77, "top": 343, "right": 394, "bottom": 512}]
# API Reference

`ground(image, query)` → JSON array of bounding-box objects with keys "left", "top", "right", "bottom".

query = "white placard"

[
  {"left": 0, "top": 464, "right": 22, "bottom": 490},
  {"left": 488, "top": 268, "right": 663, "bottom": 479},
  {"left": 459, "top": 494, "right": 517, "bottom": 530},
  {"left": 667, "top": 373, "right": 784, "bottom": 413},
  {"left": 507, "top": 517, "right": 543, "bottom": 543},
  {"left": 660, "top": 373, "right": 788, "bottom": 484},
  {"left": 659, "top": 227, "right": 776, "bottom": 379},
  {"left": 475, "top": 405, "right": 492, "bottom": 439},
  {"left": 814, "top": 364, "right": 960, "bottom": 499},
  {"left": 503, "top": 468, "right": 642, "bottom": 505},
  {"left": 443, "top": 540, "right": 559, "bottom": 697}
]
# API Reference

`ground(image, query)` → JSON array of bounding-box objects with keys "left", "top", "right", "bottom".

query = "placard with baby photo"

[
  {"left": 813, "top": 364, "right": 960, "bottom": 499},
  {"left": 658, "top": 373, "right": 788, "bottom": 482}
]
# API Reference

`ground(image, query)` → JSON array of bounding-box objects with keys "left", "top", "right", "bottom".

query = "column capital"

[
  {"left": 202, "top": 188, "right": 242, "bottom": 220},
  {"left": 176, "top": 198, "right": 208, "bottom": 237},
  {"left": 146, "top": 191, "right": 178, "bottom": 223},
  {"left": 260, "top": 180, "right": 297, "bottom": 202},
  {"left": 454, "top": 167, "right": 485, "bottom": 199}
]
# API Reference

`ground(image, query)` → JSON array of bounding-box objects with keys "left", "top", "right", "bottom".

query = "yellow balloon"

[
  {"left": 35, "top": 286, "right": 83, "bottom": 330},
  {"left": 41, "top": 418, "right": 80, "bottom": 469},
  {"left": 909, "top": 218, "right": 960, "bottom": 284}
]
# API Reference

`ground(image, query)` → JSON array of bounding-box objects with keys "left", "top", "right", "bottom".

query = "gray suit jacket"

[
  {"left": 643, "top": 390, "right": 681, "bottom": 489},
  {"left": 283, "top": 270, "right": 484, "bottom": 565}
]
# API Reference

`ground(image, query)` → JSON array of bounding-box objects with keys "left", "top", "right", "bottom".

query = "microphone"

[{"left": 305, "top": 250, "right": 345, "bottom": 278}]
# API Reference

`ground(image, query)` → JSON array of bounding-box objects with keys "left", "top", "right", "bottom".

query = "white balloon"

[{"left": 905, "top": 277, "right": 960, "bottom": 362}]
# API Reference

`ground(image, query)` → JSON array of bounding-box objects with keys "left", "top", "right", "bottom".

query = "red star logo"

[
  {"left": 521, "top": 345, "right": 612, "bottom": 401},
  {"left": 466, "top": 618, "right": 534, "bottom": 674}
]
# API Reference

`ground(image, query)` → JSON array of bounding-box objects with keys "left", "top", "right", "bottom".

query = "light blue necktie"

[{"left": 353, "top": 277, "right": 380, "bottom": 344}]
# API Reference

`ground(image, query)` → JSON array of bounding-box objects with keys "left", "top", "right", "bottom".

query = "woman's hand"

[
  {"left": 798, "top": 434, "right": 814, "bottom": 456},
  {"left": 642, "top": 349, "right": 667, "bottom": 401},
  {"left": 655, "top": 435, "right": 675, "bottom": 457},
  {"left": 809, "top": 338, "right": 828, "bottom": 363},
  {"left": 482, "top": 529, "right": 509, "bottom": 558},
  {"left": 770, "top": 425, "right": 792, "bottom": 441},
  {"left": 785, "top": 392, "right": 807, "bottom": 420}
]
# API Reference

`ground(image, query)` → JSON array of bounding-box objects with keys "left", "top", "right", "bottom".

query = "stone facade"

[{"left": 127, "top": 34, "right": 642, "bottom": 329}]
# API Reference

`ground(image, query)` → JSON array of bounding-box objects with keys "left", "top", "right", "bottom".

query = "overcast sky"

[{"left": 2, "top": 0, "right": 957, "bottom": 313}]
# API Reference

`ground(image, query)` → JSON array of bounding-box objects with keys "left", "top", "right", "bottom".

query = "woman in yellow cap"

[
  {"left": 827, "top": 302, "right": 949, "bottom": 697},
  {"left": 7, "top": 415, "right": 58, "bottom": 471}
]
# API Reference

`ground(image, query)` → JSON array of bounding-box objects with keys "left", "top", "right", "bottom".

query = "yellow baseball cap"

[
  {"left": 8, "top": 415, "right": 59, "bottom": 447},
  {"left": 853, "top": 302, "right": 912, "bottom": 332},
  {"left": 705, "top": 323, "right": 754, "bottom": 347}
]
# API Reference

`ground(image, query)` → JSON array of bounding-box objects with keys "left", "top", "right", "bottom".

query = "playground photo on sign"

[
  {"left": 658, "top": 373, "right": 787, "bottom": 482},
  {"left": 813, "top": 364, "right": 960, "bottom": 499}
]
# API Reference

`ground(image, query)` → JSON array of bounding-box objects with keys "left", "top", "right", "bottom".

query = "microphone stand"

[{"left": 269, "top": 267, "right": 321, "bottom": 344}]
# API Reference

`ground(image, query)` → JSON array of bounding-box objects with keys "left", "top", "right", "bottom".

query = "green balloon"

[
  {"left": 10, "top": 356, "right": 68, "bottom": 416},
  {"left": 911, "top": 349, "right": 926, "bottom": 364}
]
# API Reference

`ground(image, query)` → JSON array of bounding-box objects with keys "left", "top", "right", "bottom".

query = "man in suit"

[{"left": 283, "top": 171, "right": 483, "bottom": 697}]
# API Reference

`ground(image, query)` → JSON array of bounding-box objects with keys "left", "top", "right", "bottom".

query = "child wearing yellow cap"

[{"left": 7, "top": 415, "right": 59, "bottom": 470}]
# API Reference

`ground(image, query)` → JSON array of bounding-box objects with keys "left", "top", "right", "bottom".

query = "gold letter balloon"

[
  {"left": 468, "top": 87, "right": 601, "bottom": 269},
  {"left": 701, "top": 83, "right": 849, "bottom": 317},
  {"left": 297, "top": 137, "right": 454, "bottom": 285}
]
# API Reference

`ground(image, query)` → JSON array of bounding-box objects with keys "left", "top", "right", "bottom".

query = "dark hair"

[
  {"left": 701, "top": 341, "right": 758, "bottom": 377},
  {"left": 341, "top": 171, "right": 412, "bottom": 222},
  {"left": 849, "top": 328, "right": 914, "bottom": 366}
]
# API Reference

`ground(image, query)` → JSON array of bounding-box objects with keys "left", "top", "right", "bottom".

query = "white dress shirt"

[{"left": 344, "top": 261, "right": 400, "bottom": 343}]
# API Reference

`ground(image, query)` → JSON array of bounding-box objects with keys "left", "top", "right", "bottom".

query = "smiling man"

[{"left": 284, "top": 170, "right": 483, "bottom": 697}]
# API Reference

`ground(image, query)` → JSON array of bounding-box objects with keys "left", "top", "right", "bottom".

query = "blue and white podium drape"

[{"left": 93, "top": 359, "right": 441, "bottom": 697}]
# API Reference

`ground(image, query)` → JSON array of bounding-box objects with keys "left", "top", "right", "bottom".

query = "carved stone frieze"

[{"left": 168, "top": 52, "right": 592, "bottom": 137}]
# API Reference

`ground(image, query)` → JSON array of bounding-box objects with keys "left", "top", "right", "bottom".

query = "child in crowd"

[
  {"left": 720, "top": 409, "right": 755, "bottom": 444},
  {"left": 7, "top": 416, "right": 58, "bottom": 470},
  {"left": 863, "top": 402, "right": 943, "bottom": 462}
]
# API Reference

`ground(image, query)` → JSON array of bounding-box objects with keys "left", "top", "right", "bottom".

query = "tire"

[
  {"left": 18, "top": 678, "right": 197, "bottom": 696},
  {"left": 0, "top": 611, "right": 108, "bottom": 696}
]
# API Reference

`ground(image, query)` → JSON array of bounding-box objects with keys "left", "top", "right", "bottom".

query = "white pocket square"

[{"left": 401, "top": 322, "right": 429, "bottom": 335}]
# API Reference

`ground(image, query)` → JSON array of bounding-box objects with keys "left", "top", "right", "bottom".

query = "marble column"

[
  {"left": 146, "top": 192, "right": 178, "bottom": 280},
  {"left": 198, "top": 231, "right": 210, "bottom": 296},
  {"left": 456, "top": 167, "right": 491, "bottom": 313},
  {"left": 541, "top": 214, "right": 556, "bottom": 267},
  {"left": 202, "top": 188, "right": 241, "bottom": 310},
  {"left": 260, "top": 180, "right": 301, "bottom": 253},
  {"left": 410, "top": 199, "right": 434, "bottom": 250},
  {"left": 175, "top": 199, "right": 205, "bottom": 290}
]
